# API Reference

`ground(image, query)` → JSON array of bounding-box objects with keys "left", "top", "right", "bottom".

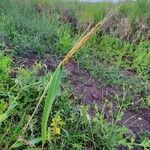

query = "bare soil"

[{"left": 13, "top": 54, "right": 150, "bottom": 138}]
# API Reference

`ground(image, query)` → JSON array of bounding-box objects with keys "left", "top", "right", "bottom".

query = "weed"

[
  {"left": 0, "top": 52, "right": 12, "bottom": 82},
  {"left": 42, "top": 64, "right": 63, "bottom": 144},
  {"left": 0, "top": 0, "right": 150, "bottom": 149}
]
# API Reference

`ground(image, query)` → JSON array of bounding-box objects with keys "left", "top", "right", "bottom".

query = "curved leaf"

[{"left": 41, "top": 64, "right": 63, "bottom": 145}]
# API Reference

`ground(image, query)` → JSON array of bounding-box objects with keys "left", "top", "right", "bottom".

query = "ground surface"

[
  {"left": 13, "top": 53, "right": 150, "bottom": 137},
  {"left": 0, "top": 0, "right": 150, "bottom": 149}
]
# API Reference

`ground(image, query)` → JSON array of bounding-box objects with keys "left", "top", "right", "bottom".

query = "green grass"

[
  {"left": 75, "top": 34, "right": 150, "bottom": 108},
  {"left": 0, "top": 0, "right": 150, "bottom": 149},
  {"left": 42, "top": 64, "right": 63, "bottom": 145}
]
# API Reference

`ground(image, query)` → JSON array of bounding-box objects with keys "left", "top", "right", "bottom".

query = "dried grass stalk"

[{"left": 61, "top": 4, "right": 122, "bottom": 66}]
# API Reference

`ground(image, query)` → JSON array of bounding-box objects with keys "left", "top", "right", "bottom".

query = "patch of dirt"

[
  {"left": 13, "top": 52, "right": 38, "bottom": 68},
  {"left": 121, "top": 108, "right": 150, "bottom": 134},
  {"left": 13, "top": 53, "right": 58, "bottom": 70},
  {"left": 13, "top": 55, "right": 150, "bottom": 137},
  {"left": 65, "top": 61, "right": 118, "bottom": 105},
  {"left": 65, "top": 61, "right": 150, "bottom": 136},
  {"left": 59, "top": 9, "right": 77, "bottom": 33}
]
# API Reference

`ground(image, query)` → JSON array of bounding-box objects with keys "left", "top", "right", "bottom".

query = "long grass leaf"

[{"left": 41, "top": 64, "right": 63, "bottom": 144}]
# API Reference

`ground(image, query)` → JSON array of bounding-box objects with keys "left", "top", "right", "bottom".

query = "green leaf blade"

[{"left": 41, "top": 64, "right": 63, "bottom": 145}]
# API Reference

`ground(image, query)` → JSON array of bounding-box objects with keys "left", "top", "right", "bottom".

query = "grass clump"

[
  {"left": 0, "top": 52, "right": 12, "bottom": 82},
  {"left": 0, "top": 0, "right": 61, "bottom": 56}
]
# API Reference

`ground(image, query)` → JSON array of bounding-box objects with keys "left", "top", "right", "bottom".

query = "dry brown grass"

[{"left": 61, "top": 3, "right": 123, "bottom": 66}]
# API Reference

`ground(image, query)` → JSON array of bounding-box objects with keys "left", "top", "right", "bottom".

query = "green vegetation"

[
  {"left": 0, "top": 0, "right": 150, "bottom": 149},
  {"left": 42, "top": 64, "right": 63, "bottom": 144}
]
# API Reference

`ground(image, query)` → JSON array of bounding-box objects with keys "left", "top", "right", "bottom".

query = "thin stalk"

[
  {"left": 9, "top": 2, "right": 124, "bottom": 149},
  {"left": 60, "top": 3, "right": 123, "bottom": 66}
]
